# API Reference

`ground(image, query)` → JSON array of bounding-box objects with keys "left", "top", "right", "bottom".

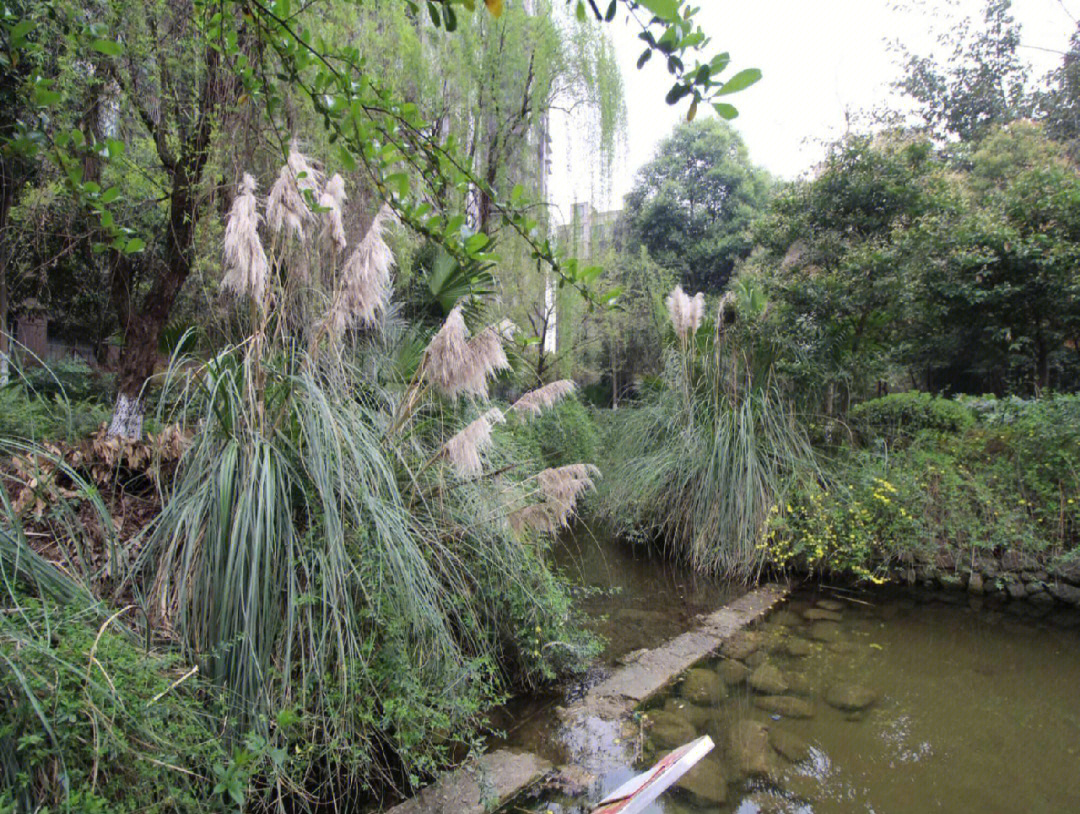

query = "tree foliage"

[{"left": 623, "top": 118, "right": 772, "bottom": 293}]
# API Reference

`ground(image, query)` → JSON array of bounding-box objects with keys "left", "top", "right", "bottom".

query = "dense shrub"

[
  {"left": 848, "top": 391, "right": 974, "bottom": 445},
  {"left": 771, "top": 394, "right": 1080, "bottom": 578},
  {"left": 0, "top": 597, "right": 227, "bottom": 813},
  {"left": 516, "top": 394, "right": 600, "bottom": 468}
]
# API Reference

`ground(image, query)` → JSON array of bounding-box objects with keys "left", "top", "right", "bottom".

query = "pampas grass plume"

[
  {"left": 425, "top": 306, "right": 510, "bottom": 399},
  {"left": 443, "top": 408, "right": 505, "bottom": 476},
  {"left": 319, "top": 173, "right": 348, "bottom": 252},
  {"left": 510, "top": 380, "right": 576, "bottom": 417},
  {"left": 330, "top": 203, "right": 396, "bottom": 333},
  {"left": 666, "top": 285, "right": 705, "bottom": 339},
  {"left": 267, "top": 146, "right": 323, "bottom": 242},
  {"left": 221, "top": 173, "right": 270, "bottom": 301}
]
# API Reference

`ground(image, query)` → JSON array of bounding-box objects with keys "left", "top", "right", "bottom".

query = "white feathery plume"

[
  {"left": 425, "top": 304, "right": 471, "bottom": 396},
  {"left": 691, "top": 292, "right": 705, "bottom": 334},
  {"left": 508, "top": 504, "right": 559, "bottom": 535},
  {"left": 509, "top": 380, "right": 576, "bottom": 417},
  {"left": 666, "top": 285, "right": 705, "bottom": 339},
  {"left": 266, "top": 146, "right": 323, "bottom": 242},
  {"left": 330, "top": 203, "right": 396, "bottom": 334},
  {"left": 319, "top": 173, "right": 348, "bottom": 252},
  {"left": 511, "top": 463, "right": 600, "bottom": 535},
  {"left": 221, "top": 173, "right": 270, "bottom": 301},
  {"left": 460, "top": 326, "right": 510, "bottom": 397},
  {"left": 424, "top": 306, "right": 510, "bottom": 399},
  {"left": 442, "top": 408, "right": 505, "bottom": 477}
]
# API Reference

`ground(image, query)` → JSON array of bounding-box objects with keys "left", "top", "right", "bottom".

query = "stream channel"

[{"left": 495, "top": 528, "right": 1080, "bottom": 814}]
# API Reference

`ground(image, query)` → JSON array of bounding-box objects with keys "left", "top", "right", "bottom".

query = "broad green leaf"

[
  {"left": 105, "top": 137, "right": 125, "bottom": 158},
  {"left": 92, "top": 38, "right": 123, "bottom": 57},
  {"left": 639, "top": 0, "right": 678, "bottom": 21},
  {"left": 576, "top": 1, "right": 587, "bottom": 22},
  {"left": 637, "top": 49, "right": 651, "bottom": 69},
  {"left": 605, "top": 0, "right": 617, "bottom": 21},
  {"left": 686, "top": 98, "right": 698, "bottom": 121},
  {"left": 715, "top": 68, "right": 762, "bottom": 97},
  {"left": 712, "top": 102, "right": 738, "bottom": 119},
  {"left": 124, "top": 237, "right": 146, "bottom": 254},
  {"left": 510, "top": 183, "right": 524, "bottom": 202},
  {"left": 101, "top": 187, "right": 121, "bottom": 204},
  {"left": 338, "top": 145, "right": 357, "bottom": 172}
]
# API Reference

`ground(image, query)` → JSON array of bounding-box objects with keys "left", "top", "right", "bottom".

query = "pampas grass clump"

[
  {"left": 267, "top": 147, "right": 323, "bottom": 241},
  {"left": 319, "top": 173, "right": 348, "bottom": 252}
]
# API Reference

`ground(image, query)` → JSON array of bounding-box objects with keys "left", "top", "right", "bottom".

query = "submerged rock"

[
  {"left": 783, "top": 671, "right": 814, "bottom": 697},
  {"left": 770, "top": 609, "right": 804, "bottom": 627},
  {"left": 749, "top": 663, "right": 789, "bottom": 695},
  {"left": 645, "top": 709, "right": 697, "bottom": 749},
  {"left": 664, "top": 697, "right": 713, "bottom": 731},
  {"left": 743, "top": 791, "right": 803, "bottom": 813},
  {"left": 769, "top": 727, "right": 812, "bottom": 763},
  {"left": 802, "top": 608, "right": 843, "bottom": 622},
  {"left": 674, "top": 755, "right": 728, "bottom": 805},
  {"left": 680, "top": 667, "right": 727, "bottom": 705},
  {"left": 721, "top": 630, "right": 762, "bottom": 661},
  {"left": 783, "top": 638, "right": 814, "bottom": 658},
  {"left": 729, "top": 719, "right": 772, "bottom": 776},
  {"left": 824, "top": 682, "right": 879, "bottom": 712},
  {"left": 753, "top": 695, "right": 815, "bottom": 718},
  {"left": 744, "top": 649, "right": 770, "bottom": 668},
  {"left": 815, "top": 599, "right": 844, "bottom": 611},
  {"left": 806, "top": 621, "right": 843, "bottom": 642},
  {"left": 716, "top": 659, "right": 750, "bottom": 685}
]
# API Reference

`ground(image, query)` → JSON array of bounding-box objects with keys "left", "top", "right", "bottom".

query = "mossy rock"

[
  {"left": 716, "top": 659, "right": 750, "bottom": 685},
  {"left": 806, "top": 621, "right": 842, "bottom": 642},
  {"left": 815, "top": 599, "right": 844, "bottom": 611},
  {"left": 744, "top": 649, "right": 770, "bottom": 668},
  {"left": 783, "top": 637, "right": 814, "bottom": 658},
  {"left": 753, "top": 695, "right": 816, "bottom": 719},
  {"left": 824, "top": 682, "right": 879, "bottom": 712},
  {"left": 675, "top": 756, "right": 728, "bottom": 806},
  {"left": 769, "top": 609, "right": 804, "bottom": 627},
  {"left": 783, "top": 671, "right": 814, "bottom": 697},
  {"left": 663, "top": 697, "right": 714, "bottom": 731},
  {"left": 680, "top": 667, "right": 727, "bottom": 705},
  {"left": 728, "top": 719, "right": 772, "bottom": 776},
  {"left": 769, "top": 727, "right": 812, "bottom": 763},
  {"left": 748, "top": 663, "right": 788, "bottom": 695},
  {"left": 802, "top": 608, "right": 843, "bottom": 622},
  {"left": 646, "top": 709, "right": 698, "bottom": 749},
  {"left": 721, "top": 631, "right": 762, "bottom": 661}
]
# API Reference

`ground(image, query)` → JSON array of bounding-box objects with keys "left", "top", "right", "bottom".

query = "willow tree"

[{"left": 4, "top": 0, "right": 759, "bottom": 437}]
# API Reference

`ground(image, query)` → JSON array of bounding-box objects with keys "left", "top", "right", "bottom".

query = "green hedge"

[{"left": 849, "top": 391, "right": 974, "bottom": 445}]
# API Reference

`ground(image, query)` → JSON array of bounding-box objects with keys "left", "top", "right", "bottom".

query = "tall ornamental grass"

[{"left": 601, "top": 285, "right": 817, "bottom": 579}]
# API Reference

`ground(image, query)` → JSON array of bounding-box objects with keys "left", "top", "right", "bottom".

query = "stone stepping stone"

[
  {"left": 753, "top": 695, "right": 816, "bottom": 719},
  {"left": 769, "top": 609, "right": 804, "bottom": 627},
  {"left": 815, "top": 599, "right": 845, "bottom": 611},
  {"left": 824, "top": 682, "right": 879, "bottom": 712}
]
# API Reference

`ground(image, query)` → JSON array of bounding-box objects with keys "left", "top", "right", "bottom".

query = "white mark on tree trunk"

[{"left": 107, "top": 392, "right": 145, "bottom": 440}]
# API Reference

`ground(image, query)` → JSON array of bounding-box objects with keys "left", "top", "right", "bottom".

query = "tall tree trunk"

[{"left": 107, "top": 48, "right": 225, "bottom": 438}]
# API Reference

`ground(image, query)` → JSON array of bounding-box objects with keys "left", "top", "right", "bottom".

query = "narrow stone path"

[{"left": 386, "top": 583, "right": 789, "bottom": 813}]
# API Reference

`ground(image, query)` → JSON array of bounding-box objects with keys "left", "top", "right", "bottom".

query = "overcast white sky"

[{"left": 548, "top": 0, "right": 1077, "bottom": 222}]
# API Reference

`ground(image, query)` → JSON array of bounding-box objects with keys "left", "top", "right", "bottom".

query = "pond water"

[
  {"left": 487, "top": 528, "right": 738, "bottom": 754},
  {"left": 509, "top": 586, "right": 1080, "bottom": 813}
]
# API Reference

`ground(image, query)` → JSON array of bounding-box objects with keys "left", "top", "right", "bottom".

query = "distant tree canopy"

[{"left": 622, "top": 118, "right": 772, "bottom": 293}]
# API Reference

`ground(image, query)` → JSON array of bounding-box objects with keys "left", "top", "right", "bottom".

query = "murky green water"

[
  {"left": 488, "top": 529, "right": 737, "bottom": 754},
  {"left": 510, "top": 587, "right": 1080, "bottom": 813}
]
